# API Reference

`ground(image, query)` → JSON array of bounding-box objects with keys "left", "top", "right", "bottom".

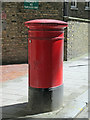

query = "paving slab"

[{"left": 1, "top": 64, "right": 28, "bottom": 82}]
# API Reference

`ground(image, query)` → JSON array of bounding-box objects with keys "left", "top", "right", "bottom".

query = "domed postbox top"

[
  {"left": 25, "top": 19, "right": 68, "bottom": 30},
  {"left": 25, "top": 19, "right": 67, "bottom": 25}
]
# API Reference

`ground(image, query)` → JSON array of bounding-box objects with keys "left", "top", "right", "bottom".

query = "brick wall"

[
  {"left": 2, "top": 2, "right": 63, "bottom": 64},
  {"left": 68, "top": 2, "right": 89, "bottom": 19},
  {"left": 63, "top": 2, "right": 89, "bottom": 60},
  {"left": 65, "top": 20, "right": 88, "bottom": 60},
  {"left": 0, "top": 2, "right": 2, "bottom": 65}
]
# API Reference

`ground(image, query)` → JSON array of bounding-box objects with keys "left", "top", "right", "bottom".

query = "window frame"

[
  {"left": 71, "top": 0, "right": 78, "bottom": 10},
  {"left": 85, "top": 0, "right": 90, "bottom": 10}
]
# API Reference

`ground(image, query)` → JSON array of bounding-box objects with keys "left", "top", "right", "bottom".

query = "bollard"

[{"left": 25, "top": 19, "right": 68, "bottom": 114}]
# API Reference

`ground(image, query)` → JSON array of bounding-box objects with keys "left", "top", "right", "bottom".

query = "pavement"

[
  {"left": 1, "top": 64, "right": 28, "bottom": 82},
  {"left": 0, "top": 54, "right": 89, "bottom": 119}
]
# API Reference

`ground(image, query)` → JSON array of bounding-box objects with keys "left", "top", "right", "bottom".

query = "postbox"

[{"left": 25, "top": 19, "right": 68, "bottom": 114}]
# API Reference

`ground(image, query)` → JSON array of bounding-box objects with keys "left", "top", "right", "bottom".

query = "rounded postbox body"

[{"left": 25, "top": 19, "right": 68, "bottom": 114}]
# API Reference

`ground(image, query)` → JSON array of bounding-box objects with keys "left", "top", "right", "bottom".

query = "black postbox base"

[{"left": 27, "top": 85, "right": 63, "bottom": 115}]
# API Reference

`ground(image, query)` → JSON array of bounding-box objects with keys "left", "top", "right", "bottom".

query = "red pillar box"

[{"left": 25, "top": 19, "right": 68, "bottom": 114}]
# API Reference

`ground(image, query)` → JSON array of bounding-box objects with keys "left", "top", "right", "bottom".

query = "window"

[
  {"left": 85, "top": 0, "right": 90, "bottom": 10},
  {"left": 71, "top": 0, "right": 78, "bottom": 10}
]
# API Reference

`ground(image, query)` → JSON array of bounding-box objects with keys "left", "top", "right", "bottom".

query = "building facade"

[
  {"left": 63, "top": 1, "right": 89, "bottom": 60},
  {"left": 1, "top": 1, "right": 89, "bottom": 64}
]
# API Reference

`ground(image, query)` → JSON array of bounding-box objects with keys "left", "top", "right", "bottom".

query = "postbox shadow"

[
  {"left": 1, "top": 102, "right": 35, "bottom": 119},
  {"left": 1, "top": 102, "right": 57, "bottom": 119}
]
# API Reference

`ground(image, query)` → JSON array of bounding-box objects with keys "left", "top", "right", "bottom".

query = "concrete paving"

[{"left": 0, "top": 54, "right": 88, "bottom": 119}]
